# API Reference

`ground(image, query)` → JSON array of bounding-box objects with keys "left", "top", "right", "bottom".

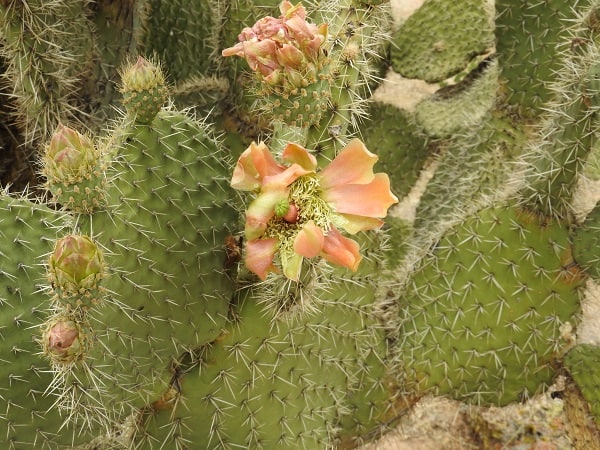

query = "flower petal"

[
  {"left": 246, "top": 238, "right": 279, "bottom": 280},
  {"left": 321, "top": 228, "right": 361, "bottom": 271},
  {"left": 294, "top": 220, "right": 324, "bottom": 257},
  {"left": 282, "top": 142, "right": 317, "bottom": 171},
  {"left": 263, "top": 163, "right": 313, "bottom": 190},
  {"left": 245, "top": 188, "right": 288, "bottom": 240},
  {"left": 319, "top": 139, "right": 378, "bottom": 190},
  {"left": 281, "top": 249, "right": 303, "bottom": 281},
  {"left": 323, "top": 173, "right": 398, "bottom": 218},
  {"left": 333, "top": 214, "right": 383, "bottom": 234},
  {"left": 231, "top": 142, "right": 283, "bottom": 191}
]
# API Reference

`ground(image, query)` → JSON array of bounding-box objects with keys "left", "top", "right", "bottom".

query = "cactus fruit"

[{"left": 396, "top": 205, "right": 585, "bottom": 406}]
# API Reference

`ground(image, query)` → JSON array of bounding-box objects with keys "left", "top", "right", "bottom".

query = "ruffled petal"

[
  {"left": 245, "top": 188, "right": 288, "bottom": 240},
  {"left": 322, "top": 173, "right": 398, "bottom": 218},
  {"left": 332, "top": 213, "right": 383, "bottom": 234},
  {"left": 318, "top": 139, "right": 378, "bottom": 190},
  {"left": 293, "top": 220, "right": 324, "bottom": 257},
  {"left": 282, "top": 142, "right": 317, "bottom": 171},
  {"left": 245, "top": 238, "right": 279, "bottom": 280},
  {"left": 321, "top": 228, "right": 361, "bottom": 271},
  {"left": 231, "top": 142, "right": 284, "bottom": 191},
  {"left": 262, "top": 163, "right": 313, "bottom": 190},
  {"left": 222, "top": 42, "right": 246, "bottom": 58}
]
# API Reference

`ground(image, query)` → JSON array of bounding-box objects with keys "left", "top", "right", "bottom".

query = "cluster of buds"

[
  {"left": 231, "top": 139, "right": 398, "bottom": 281},
  {"left": 42, "top": 234, "right": 105, "bottom": 366},
  {"left": 222, "top": 1, "right": 328, "bottom": 90}
]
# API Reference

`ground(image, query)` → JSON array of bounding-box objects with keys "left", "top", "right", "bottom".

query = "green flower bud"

[
  {"left": 120, "top": 56, "right": 168, "bottom": 124},
  {"left": 44, "top": 124, "right": 97, "bottom": 181},
  {"left": 121, "top": 56, "right": 165, "bottom": 92},
  {"left": 49, "top": 235, "right": 104, "bottom": 295}
]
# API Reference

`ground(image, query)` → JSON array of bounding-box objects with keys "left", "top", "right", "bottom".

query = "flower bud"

[
  {"left": 49, "top": 235, "right": 104, "bottom": 295},
  {"left": 121, "top": 56, "right": 165, "bottom": 92},
  {"left": 43, "top": 125, "right": 107, "bottom": 213},
  {"left": 120, "top": 56, "right": 168, "bottom": 124},
  {"left": 46, "top": 125, "right": 96, "bottom": 179},
  {"left": 42, "top": 316, "right": 89, "bottom": 365}
]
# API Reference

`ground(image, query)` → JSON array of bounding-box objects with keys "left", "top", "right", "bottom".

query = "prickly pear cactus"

[{"left": 4, "top": 0, "right": 600, "bottom": 448}]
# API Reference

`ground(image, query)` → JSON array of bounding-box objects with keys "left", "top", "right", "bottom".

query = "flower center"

[
  {"left": 264, "top": 173, "right": 332, "bottom": 256},
  {"left": 287, "top": 173, "right": 331, "bottom": 231}
]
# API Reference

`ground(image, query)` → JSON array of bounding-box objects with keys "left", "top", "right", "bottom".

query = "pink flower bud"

[
  {"left": 46, "top": 320, "right": 79, "bottom": 355},
  {"left": 42, "top": 316, "right": 89, "bottom": 364}
]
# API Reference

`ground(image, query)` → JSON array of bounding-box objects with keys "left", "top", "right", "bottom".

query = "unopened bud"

[
  {"left": 49, "top": 235, "right": 104, "bottom": 295},
  {"left": 42, "top": 317, "right": 88, "bottom": 364},
  {"left": 120, "top": 56, "right": 168, "bottom": 123},
  {"left": 45, "top": 125, "right": 96, "bottom": 179}
]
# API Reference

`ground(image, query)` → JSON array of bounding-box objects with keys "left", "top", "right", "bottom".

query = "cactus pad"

[{"left": 397, "top": 205, "right": 585, "bottom": 405}]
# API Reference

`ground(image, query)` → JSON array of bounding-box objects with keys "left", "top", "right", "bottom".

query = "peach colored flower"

[{"left": 231, "top": 139, "right": 398, "bottom": 281}]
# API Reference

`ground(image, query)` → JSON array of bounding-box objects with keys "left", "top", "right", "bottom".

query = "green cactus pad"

[
  {"left": 397, "top": 205, "right": 585, "bottom": 406},
  {"left": 138, "top": 232, "right": 396, "bottom": 448},
  {"left": 564, "top": 343, "right": 600, "bottom": 427},
  {"left": 573, "top": 202, "right": 600, "bottom": 280},
  {"left": 496, "top": 0, "right": 583, "bottom": 115},
  {"left": 391, "top": 0, "right": 494, "bottom": 83},
  {"left": 415, "top": 59, "right": 499, "bottom": 138},
  {"left": 0, "top": 195, "right": 100, "bottom": 447},
  {"left": 68, "top": 109, "right": 238, "bottom": 411}
]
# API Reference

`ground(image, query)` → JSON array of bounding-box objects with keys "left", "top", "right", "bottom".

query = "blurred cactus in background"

[{"left": 1, "top": 0, "right": 600, "bottom": 449}]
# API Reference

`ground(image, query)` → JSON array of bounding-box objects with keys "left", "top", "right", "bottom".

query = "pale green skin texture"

[{"left": 1, "top": 0, "right": 600, "bottom": 447}]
